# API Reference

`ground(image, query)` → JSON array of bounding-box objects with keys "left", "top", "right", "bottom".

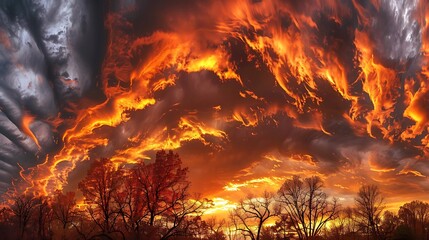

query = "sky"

[{"left": 0, "top": 0, "right": 429, "bottom": 215}]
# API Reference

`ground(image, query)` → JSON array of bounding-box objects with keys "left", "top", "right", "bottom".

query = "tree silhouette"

[
  {"left": 379, "top": 210, "right": 399, "bottom": 239},
  {"left": 10, "top": 194, "right": 39, "bottom": 239},
  {"left": 205, "top": 217, "right": 227, "bottom": 240},
  {"left": 157, "top": 192, "right": 209, "bottom": 239},
  {"left": 277, "top": 175, "right": 338, "bottom": 240},
  {"left": 51, "top": 190, "right": 78, "bottom": 239},
  {"left": 114, "top": 172, "right": 147, "bottom": 238},
  {"left": 133, "top": 150, "right": 190, "bottom": 227},
  {"left": 398, "top": 200, "right": 429, "bottom": 239},
  {"left": 128, "top": 150, "right": 208, "bottom": 239},
  {"left": 34, "top": 196, "right": 52, "bottom": 239},
  {"left": 355, "top": 184, "right": 384, "bottom": 239},
  {"left": 74, "top": 151, "right": 209, "bottom": 239},
  {"left": 271, "top": 213, "right": 295, "bottom": 239},
  {"left": 78, "top": 158, "right": 124, "bottom": 238},
  {"left": 230, "top": 191, "right": 275, "bottom": 240},
  {"left": 52, "top": 190, "right": 77, "bottom": 230},
  {"left": 11, "top": 151, "right": 429, "bottom": 240},
  {"left": 326, "top": 207, "right": 360, "bottom": 240},
  {"left": 0, "top": 207, "right": 13, "bottom": 239}
]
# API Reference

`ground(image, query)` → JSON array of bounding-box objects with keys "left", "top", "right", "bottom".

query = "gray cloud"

[
  {"left": 373, "top": 0, "right": 421, "bottom": 64},
  {"left": 0, "top": 0, "right": 103, "bottom": 191}
]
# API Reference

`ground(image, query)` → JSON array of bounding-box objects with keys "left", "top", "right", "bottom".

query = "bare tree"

[
  {"left": 51, "top": 190, "right": 78, "bottom": 239},
  {"left": 178, "top": 215, "right": 226, "bottom": 239},
  {"left": 355, "top": 184, "right": 384, "bottom": 239},
  {"left": 398, "top": 200, "right": 429, "bottom": 239},
  {"left": 10, "top": 194, "right": 39, "bottom": 239},
  {"left": 52, "top": 190, "right": 77, "bottom": 230},
  {"left": 379, "top": 210, "right": 399, "bottom": 239},
  {"left": 134, "top": 150, "right": 189, "bottom": 227},
  {"left": 271, "top": 213, "right": 295, "bottom": 239},
  {"left": 230, "top": 191, "right": 275, "bottom": 240},
  {"left": 182, "top": 216, "right": 209, "bottom": 239},
  {"left": 325, "top": 207, "right": 361, "bottom": 240},
  {"left": 133, "top": 150, "right": 209, "bottom": 239},
  {"left": 114, "top": 172, "right": 147, "bottom": 238},
  {"left": 277, "top": 175, "right": 338, "bottom": 240},
  {"left": 78, "top": 158, "right": 124, "bottom": 238},
  {"left": 34, "top": 196, "right": 53, "bottom": 239},
  {"left": 70, "top": 209, "right": 99, "bottom": 240},
  {"left": 158, "top": 193, "right": 209, "bottom": 239},
  {"left": 225, "top": 220, "right": 241, "bottom": 240},
  {"left": 0, "top": 207, "right": 14, "bottom": 239},
  {"left": 342, "top": 207, "right": 360, "bottom": 236},
  {"left": 206, "top": 217, "right": 227, "bottom": 240}
]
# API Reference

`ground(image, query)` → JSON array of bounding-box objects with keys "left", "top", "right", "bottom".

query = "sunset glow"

[
  {"left": 7, "top": 0, "right": 429, "bottom": 212},
  {"left": 2, "top": 0, "right": 429, "bottom": 239}
]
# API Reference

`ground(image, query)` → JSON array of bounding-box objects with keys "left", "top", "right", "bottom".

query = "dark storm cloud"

[
  {"left": 27, "top": 0, "right": 105, "bottom": 99},
  {"left": 0, "top": 0, "right": 104, "bottom": 191}
]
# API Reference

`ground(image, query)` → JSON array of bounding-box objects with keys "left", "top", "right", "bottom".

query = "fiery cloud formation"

[{"left": 2, "top": 0, "right": 429, "bottom": 211}]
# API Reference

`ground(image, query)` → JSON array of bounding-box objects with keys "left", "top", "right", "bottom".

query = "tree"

[
  {"left": 70, "top": 209, "right": 99, "bottom": 240},
  {"left": 260, "top": 226, "right": 276, "bottom": 240},
  {"left": 183, "top": 216, "right": 210, "bottom": 238},
  {"left": 392, "top": 224, "right": 415, "bottom": 240},
  {"left": 277, "top": 176, "right": 338, "bottom": 240},
  {"left": 379, "top": 210, "right": 399, "bottom": 240},
  {"left": 271, "top": 213, "right": 295, "bottom": 239},
  {"left": 51, "top": 190, "right": 78, "bottom": 239},
  {"left": 230, "top": 191, "right": 275, "bottom": 240},
  {"left": 78, "top": 158, "right": 124, "bottom": 238},
  {"left": 0, "top": 207, "right": 14, "bottom": 239},
  {"left": 34, "top": 196, "right": 53, "bottom": 239},
  {"left": 52, "top": 190, "right": 77, "bottom": 230},
  {"left": 178, "top": 215, "right": 226, "bottom": 239},
  {"left": 225, "top": 219, "right": 241, "bottom": 240},
  {"left": 324, "top": 207, "right": 360, "bottom": 240},
  {"left": 134, "top": 150, "right": 189, "bottom": 226},
  {"left": 134, "top": 150, "right": 208, "bottom": 239},
  {"left": 9, "top": 194, "right": 39, "bottom": 239},
  {"left": 355, "top": 184, "right": 385, "bottom": 239},
  {"left": 114, "top": 172, "right": 147, "bottom": 238},
  {"left": 342, "top": 207, "right": 360, "bottom": 237},
  {"left": 205, "top": 217, "right": 227, "bottom": 240},
  {"left": 156, "top": 193, "right": 209, "bottom": 239},
  {"left": 398, "top": 200, "right": 429, "bottom": 239}
]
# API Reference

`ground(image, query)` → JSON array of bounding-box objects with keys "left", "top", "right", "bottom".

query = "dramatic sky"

[{"left": 1, "top": 0, "right": 429, "bottom": 214}]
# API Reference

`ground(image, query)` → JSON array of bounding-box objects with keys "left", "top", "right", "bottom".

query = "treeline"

[
  {"left": 0, "top": 150, "right": 210, "bottom": 240},
  {"left": 0, "top": 150, "right": 427, "bottom": 240}
]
